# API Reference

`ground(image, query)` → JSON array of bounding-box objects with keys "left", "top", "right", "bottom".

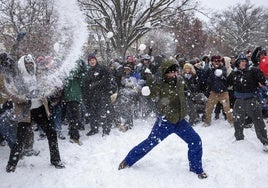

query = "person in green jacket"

[
  {"left": 63, "top": 59, "right": 88, "bottom": 145},
  {"left": 118, "top": 59, "right": 207, "bottom": 179}
]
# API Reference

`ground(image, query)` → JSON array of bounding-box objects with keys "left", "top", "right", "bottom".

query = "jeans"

[
  {"left": 0, "top": 109, "right": 17, "bottom": 148},
  {"left": 51, "top": 103, "right": 62, "bottom": 132}
]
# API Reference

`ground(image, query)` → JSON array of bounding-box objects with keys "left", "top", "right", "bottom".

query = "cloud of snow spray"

[
  {"left": 38, "top": 0, "right": 88, "bottom": 96},
  {"left": 54, "top": 0, "right": 88, "bottom": 75}
]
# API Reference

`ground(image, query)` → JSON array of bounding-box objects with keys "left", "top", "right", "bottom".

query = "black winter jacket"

[
  {"left": 206, "top": 66, "right": 228, "bottom": 93},
  {"left": 83, "top": 63, "right": 113, "bottom": 104},
  {"left": 227, "top": 66, "right": 266, "bottom": 95}
]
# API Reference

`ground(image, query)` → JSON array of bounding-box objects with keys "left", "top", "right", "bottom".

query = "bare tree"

[
  {"left": 168, "top": 11, "right": 208, "bottom": 59},
  {"left": 0, "top": 0, "right": 58, "bottom": 60},
  {"left": 78, "top": 0, "right": 198, "bottom": 59},
  {"left": 143, "top": 29, "right": 175, "bottom": 57},
  {"left": 211, "top": 2, "right": 268, "bottom": 55}
]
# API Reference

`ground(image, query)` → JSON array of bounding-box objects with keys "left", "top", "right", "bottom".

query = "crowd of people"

[{"left": 0, "top": 44, "right": 268, "bottom": 178}]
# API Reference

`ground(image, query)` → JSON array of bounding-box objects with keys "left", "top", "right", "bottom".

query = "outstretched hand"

[
  {"left": 17, "top": 31, "right": 26, "bottom": 42},
  {"left": 255, "top": 46, "right": 262, "bottom": 52},
  {"left": 0, "top": 52, "right": 8, "bottom": 62}
]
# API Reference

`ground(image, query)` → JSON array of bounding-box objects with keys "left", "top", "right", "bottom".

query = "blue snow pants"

[{"left": 124, "top": 116, "right": 204, "bottom": 174}]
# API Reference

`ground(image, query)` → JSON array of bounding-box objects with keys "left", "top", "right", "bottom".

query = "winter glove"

[
  {"left": 78, "top": 59, "right": 87, "bottom": 72},
  {"left": 0, "top": 52, "right": 8, "bottom": 63},
  {"left": 214, "top": 69, "right": 223, "bottom": 77},
  {"left": 255, "top": 46, "right": 262, "bottom": 52},
  {"left": 2, "top": 101, "right": 13, "bottom": 110},
  {"left": 17, "top": 31, "right": 26, "bottom": 42},
  {"left": 141, "top": 86, "right": 150, "bottom": 96}
]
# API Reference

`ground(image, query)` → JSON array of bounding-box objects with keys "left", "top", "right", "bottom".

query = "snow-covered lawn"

[{"left": 1, "top": 116, "right": 268, "bottom": 188}]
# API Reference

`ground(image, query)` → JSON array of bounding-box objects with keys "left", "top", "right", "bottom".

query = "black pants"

[
  {"left": 8, "top": 105, "right": 61, "bottom": 167},
  {"left": 86, "top": 95, "right": 112, "bottom": 134},
  {"left": 233, "top": 98, "right": 268, "bottom": 145},
  {"left": 66, "top": 101, "right": 82, "bottom": 140}
]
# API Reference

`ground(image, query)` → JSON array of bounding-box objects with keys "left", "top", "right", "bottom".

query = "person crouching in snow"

[{"left": 118, "top": 60, "right": 207, "bottom": 179}]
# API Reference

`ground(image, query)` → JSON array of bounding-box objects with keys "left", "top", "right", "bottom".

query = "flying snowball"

[
  {"left": 214, "top": 69, "right": 223, "bottom": 77},
  {"left": 107, "top": 32, "right": 114, "bottom": 39},
  {"left": 141, "top": 86, "right": 150, "bottom": 96},
  {"left": 139, "top": 44, "right": 146, "bottom": 51}
]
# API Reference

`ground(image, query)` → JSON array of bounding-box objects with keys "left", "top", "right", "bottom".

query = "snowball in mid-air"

[
  {"left": 141, "top": 86, "right": 150, "bottom": 96},
  {"left": 139, "top": 44, "right": 146, "bottom": 51},
  {"left": 107, "top": 32, "right": 114, "bottom": 39}
]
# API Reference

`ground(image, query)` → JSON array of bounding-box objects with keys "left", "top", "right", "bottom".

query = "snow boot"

[
  {"left": 243, "top": 123, "right": 253, "bottom": 129},
  {"left": 70, "top": 138, "right": 83, "bottom": 146},
  {"left": 118, "top": 159, "right": 129, "bottom": 170},
  {"left": 198, "top": 172, "right": 208, "bottom": 179},
  {"left": 38, "top": 133, "right": 46, "bottom": 140},
  {"left": 223, "top": 112, "right": 227, "bottom": 120},
  {"left": 6, "top": 164, "right": 16, "bottom": 173},
  {"left": 86, "top": 129, "right": 99, "bottom": 136},
  {"left": 102, "top": 131, "right": 110, "bottom": 137},
  {"left": 215, "top": 113, "right": 219, "bottom": 120},
  {"left": 58, "top": 132, "right": 66, "bottom": 140},
  {"left": 23, "top": 148, "right": 40, "bottom": 157},
  {"left": 119, "top": 124, "right": 128, "bottom": 132},
  {"left": 51, "top": 161, "right": 65, "bottom": 169},
  {"left": 0, "top": 140, "right": 7, "bottom": 146}
]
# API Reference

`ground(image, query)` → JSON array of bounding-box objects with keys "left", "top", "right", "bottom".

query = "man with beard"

[
  {"left": 4, "top": 54, "right": 65, "bottom": 172},
  {"left": 118, "top": 60, "right": 207, "bottom": 179}
]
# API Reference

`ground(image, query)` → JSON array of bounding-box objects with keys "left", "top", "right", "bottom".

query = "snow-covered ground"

[{"left": 1, "top": 115, "right": 268, "bottom": 188}]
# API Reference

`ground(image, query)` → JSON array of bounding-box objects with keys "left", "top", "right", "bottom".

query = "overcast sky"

[
  {"left": 197, "top": 0, "right": 268, "bottom": 21},
  {"left": 199, "top": 0, "right": 267, "bottom": 10}
]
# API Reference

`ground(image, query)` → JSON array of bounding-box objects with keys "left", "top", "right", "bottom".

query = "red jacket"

[{"left": 259, "top": 56, "right": 268, "bottom": 78}]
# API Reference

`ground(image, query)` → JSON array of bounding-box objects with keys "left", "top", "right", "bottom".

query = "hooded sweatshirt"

[{"left": 17, "top": 55, "right": 42, "bottom": 109}]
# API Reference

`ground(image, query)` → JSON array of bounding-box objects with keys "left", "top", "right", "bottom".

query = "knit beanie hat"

[
  {"left": 211, "top": 55, "right": 222, "bottom": 62},
  {"left": 88, "top": 53, "right": 97, "bottom": 61}
]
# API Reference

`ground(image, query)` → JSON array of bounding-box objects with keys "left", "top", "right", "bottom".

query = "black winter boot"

[
  {"left": 51, "top": 161, "right": 65, "bottom": 169},
  {"left": 118, "top": 159, "right": 129, "bottom": 170},
  {"left": 198, "top": 172, "right": 208, "bottom": 179},
  {"left": 6, "top": 164, "right": 16, "bottom": 173},
  {"left": 86, "top": 129, "right": 99, "bottom": 136}
]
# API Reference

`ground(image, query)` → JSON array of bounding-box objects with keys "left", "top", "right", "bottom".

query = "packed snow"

[{"left": 1, "top": 116, "right": 268, "bottom": 188}]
